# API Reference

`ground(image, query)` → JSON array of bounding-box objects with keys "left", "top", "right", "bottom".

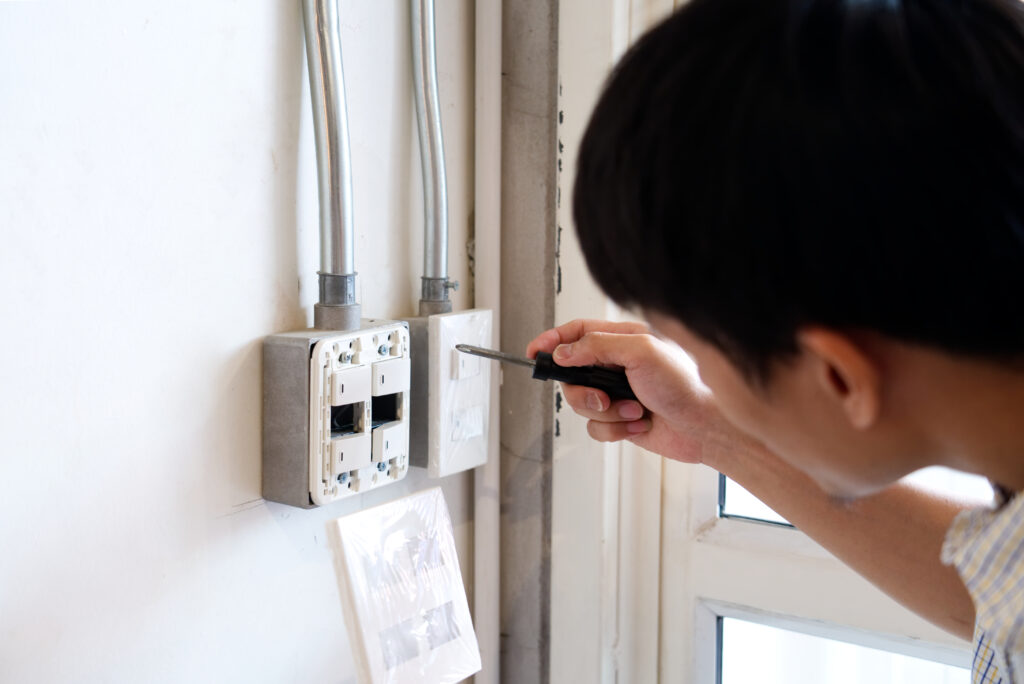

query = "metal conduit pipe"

[
  {"left": 303, "top": 0, "right": 361, "bottom": 331},
  {"left": 412, "top": 0, "right": 456, "bottom": 316}
]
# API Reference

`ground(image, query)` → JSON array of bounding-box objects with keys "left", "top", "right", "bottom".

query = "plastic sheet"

[{"left": 326, "top": 487, "right": 481, "bottom": 683}]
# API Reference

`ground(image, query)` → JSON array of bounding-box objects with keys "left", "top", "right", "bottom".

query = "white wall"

[{"left": 0, "top": 1, "right": 476, "bottom": 681}]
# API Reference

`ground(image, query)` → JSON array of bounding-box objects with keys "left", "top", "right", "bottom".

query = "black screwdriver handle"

[{"left": 532, "top": 352, "right": 638, "bottom": 401}]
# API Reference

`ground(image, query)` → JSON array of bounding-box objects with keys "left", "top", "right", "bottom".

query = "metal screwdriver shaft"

[
  {"left": 455, "top": 344, "right": 536, "bottom": 369},
  {"left": 455, "top": 344, "right": 638, "bottom": 401}
]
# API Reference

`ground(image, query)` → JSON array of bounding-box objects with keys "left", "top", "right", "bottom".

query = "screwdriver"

[{"left": 455, "top": 344, "right": 638, "bottom": 401}]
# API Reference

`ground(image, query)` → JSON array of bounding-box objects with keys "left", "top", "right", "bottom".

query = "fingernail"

[
  {"left": 585, "top": 392, "right": 604, "bottom": 412},
  {"left": 618, "top": 402, "right": 643, "bottom": 420},
  {"left": 626, "top": 419, "right": 651, "bottom": 434},
  {"left": 553, "top": 344, "right": 572, "bottom": 360}
]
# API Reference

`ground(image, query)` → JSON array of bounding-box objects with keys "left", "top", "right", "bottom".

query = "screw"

[
  {"left": 377, "top": 462, "right": 387, "bottom": 472},
  {"left": 337, "top": 472, "right": 349, "bottom": 483},
  {"left": 377, "top": 344, "right": 388, "bottom": 356}
]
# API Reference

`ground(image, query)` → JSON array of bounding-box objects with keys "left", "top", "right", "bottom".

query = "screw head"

[
  {"left": 377, "top": 344, "right": 388, "bottom": 356},
  {"left": 377, "top": 462, "right": 387, "bottom": 472}
]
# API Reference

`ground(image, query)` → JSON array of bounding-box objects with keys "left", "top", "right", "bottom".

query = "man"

[{"left": 527, "top": 0, "right": 1024, "bottom": 680}]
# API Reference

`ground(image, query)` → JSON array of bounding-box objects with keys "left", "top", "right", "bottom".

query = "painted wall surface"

[{"left": 0, "top": 1, "right": 475, "bottom": 681}]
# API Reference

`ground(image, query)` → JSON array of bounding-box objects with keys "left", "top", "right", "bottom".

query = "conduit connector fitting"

[
  {"left": 315, "top": 272, "right": 361, "bottom": 331},
  {"left": 419, "top": 277, "right": 458, "bottom": 316}
]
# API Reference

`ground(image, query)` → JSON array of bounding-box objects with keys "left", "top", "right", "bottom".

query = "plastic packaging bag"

[{"left": 326, "top": 487, "right": 482, "bottom": 683}]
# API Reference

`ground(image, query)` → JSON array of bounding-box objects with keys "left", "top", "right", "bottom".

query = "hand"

[{"left": 527, "top": 319, "right": 749, "bottom": 465}]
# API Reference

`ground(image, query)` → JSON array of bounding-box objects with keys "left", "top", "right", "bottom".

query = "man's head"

[{"left": 574, "top": 0, "right": 1024, "bottom": 494}]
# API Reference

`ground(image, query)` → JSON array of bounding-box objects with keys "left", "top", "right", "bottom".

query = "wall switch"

[
  {"left": 451, "top": 348, "right": 480, "bottom": 380},
  {"left": 262, "top": 320, "right": 412, "bottom": 508},
  {"left": 332, "top": 432, "right": 372, "bottom": 472},
  {"left": 371, "top": 421, "right": 407, "bottom": 464},
  {"left": 372, "top": 358, "right": 411, "bottom": 396},
  {"left": 408, "top": 309, "right": 493, "bottom": 478},
  {"left": 332, "top": 365, "right": 372, "bottom": 405}
]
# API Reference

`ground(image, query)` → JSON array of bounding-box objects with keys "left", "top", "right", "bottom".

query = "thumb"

[{"left": 553, "top": 332, "right": 653, "bottom": 371}]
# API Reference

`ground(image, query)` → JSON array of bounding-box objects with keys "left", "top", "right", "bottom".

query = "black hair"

[{"left": 574, "top": 0, "right": 1024, "bottom": 381}]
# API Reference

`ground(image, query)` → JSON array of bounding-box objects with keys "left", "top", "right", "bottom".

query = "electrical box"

[
  {"left": 408, "top": 309, "right": 493, "bottom": 478},
  {"left": 263, "top": 320, "right": 412, "bottom": 508}
]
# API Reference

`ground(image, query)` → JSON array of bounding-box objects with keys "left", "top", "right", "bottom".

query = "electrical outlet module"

[{"left": 263, "top": 320, "right": 411, "bottom": 508}]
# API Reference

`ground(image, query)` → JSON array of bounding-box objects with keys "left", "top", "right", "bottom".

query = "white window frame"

[
  {"left": 704, "top": 601, "right": 971, "bottom": 681},
  {"left": 671, "top": 452, "right": 972, "bottom": 683},
  {"left": 552, "top": 1, "right": 974, "bottom": 681}
]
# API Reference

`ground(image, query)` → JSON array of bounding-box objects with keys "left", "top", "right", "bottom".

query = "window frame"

[
  {"left": 670, "top": 459, "right": 973, "bottom": 682},
  {"left": 706, "top": 600, "right": 972, "bottom": 681}
]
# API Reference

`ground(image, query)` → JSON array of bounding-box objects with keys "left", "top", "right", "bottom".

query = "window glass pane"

[
  {"left": 720, "top": 476, "right": 789, "bottom": 525},
  {"left": 721, "top": 467, "right": 992, "bottom": 525},
  {"left": 720, "top": 617, "right": 969, "bottom": 684}
]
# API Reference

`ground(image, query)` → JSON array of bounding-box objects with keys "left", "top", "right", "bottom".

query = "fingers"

[
  {"left": 527, "top": 319, "right": 661, "bottom": 447},
  {"left": 561, "top": 382, "right": 608, "bottom": 414},
  {"left": 526, "top": 328, "right": 565, "bottom": 359},
  {"left": 587, "top": 417, "right": 652, "bottom": 442},
  {"left": 561, "top": 382, "right": 645, "bottom": 421},
  {"left": 526, "top": 318, "right": 649, "bottom": 359}
]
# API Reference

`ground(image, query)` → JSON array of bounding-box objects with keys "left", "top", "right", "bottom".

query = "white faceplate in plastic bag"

[{"left": 326, "top": 487, "right": 482, "bottom": 684}]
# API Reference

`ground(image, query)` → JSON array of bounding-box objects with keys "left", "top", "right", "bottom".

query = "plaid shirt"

[{"left": 942, "top": 488, "right": 1024, "bottom": 684}]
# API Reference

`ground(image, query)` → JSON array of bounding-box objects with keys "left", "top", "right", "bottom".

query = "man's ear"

[{"left": 796, "top": 328, "right": 881, "bottom": 430}]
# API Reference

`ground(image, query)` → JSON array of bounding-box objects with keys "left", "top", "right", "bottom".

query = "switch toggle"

[
  {"left": 451, "top": 348, "right": 480, "bottom": 380},
  {"left": 332, "top": 432, "right": 372, "bottom": 472},
  {"left": 332, "top": 365, "right": 372, "bottom": 406},
  {"left": 372, "top": 421, "right": 408, "bottom": 463},
  {"left": 372, "top": 357, "right": 411, "bottom": 396}
]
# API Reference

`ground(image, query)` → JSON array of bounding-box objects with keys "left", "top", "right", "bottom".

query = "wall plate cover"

[
  {"left": 325, "top": 487, "right": 481, "bottom": 684},
  {"left": 427, "top": 309, "right": 492, "bottom": 477}
]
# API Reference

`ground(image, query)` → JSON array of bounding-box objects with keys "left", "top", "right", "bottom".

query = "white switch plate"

[
  {"left": 426, "top": 309, "right": 493, "bottom": 478},
  {"left": 325, "top": 487, "right": 482, "bottom": 683},
  {"left": 307, "top": 322, "right": 411, "bottom": 505}
]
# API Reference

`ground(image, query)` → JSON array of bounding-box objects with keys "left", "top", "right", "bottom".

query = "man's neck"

[{"left": 918, "top": 355, "right": 1024, "bottom": 493}]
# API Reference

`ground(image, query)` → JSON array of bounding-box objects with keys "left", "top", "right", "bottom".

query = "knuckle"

[
  {"left": 633, "top": 334, "right": 661, "bottom": 360},
  {"left": 580, "top": 331, "right": 609, "bottom": 350},
  {"left": 560, "top": 319, "right": 587, "bottom": 337},
  {"left": 635, "top": 333, "right": 657, "bottom": 352}
]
